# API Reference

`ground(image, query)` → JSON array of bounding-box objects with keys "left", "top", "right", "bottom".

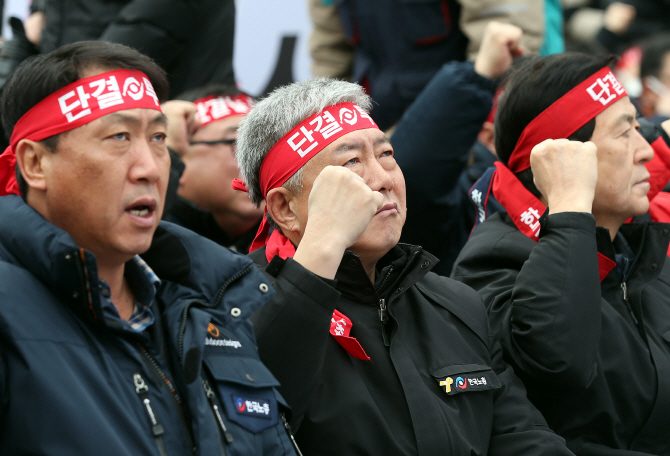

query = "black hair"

[
  {"left": 495, "top": 52, "right": 617, "bottom": 197},
  {"left": 1, "top": 40, "right": 169, "bottom": 197},
  {"left": 173, "top": 84, "right": 248, "bottom": 103},
  {"left": 640, "top": 33, "right": 670, "bottom": 79}
]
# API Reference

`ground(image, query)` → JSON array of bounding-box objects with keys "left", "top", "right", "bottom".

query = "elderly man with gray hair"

[{"left": 233, "top": 76, "right": 574, "bottom": 455}]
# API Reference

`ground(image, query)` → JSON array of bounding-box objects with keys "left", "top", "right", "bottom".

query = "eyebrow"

[
  {"left": 332, "top": 136, "right": 391, "bottom": 155},
  {"left": 613, "top": 113, "right": 636, "bottom": 130},
  {"left": 101, "top": 111, "right": 168, "bottom": 127}
]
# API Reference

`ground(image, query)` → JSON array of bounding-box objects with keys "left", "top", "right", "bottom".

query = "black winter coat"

[
  {"left": 39, "top": 0, "right": 235, "bottom": 96},
  {"left": 249, "top": 244, "right": 574, "bottom": 456},
  {"left": 452, "top": 211, "right": 670, "bottom": 456}
]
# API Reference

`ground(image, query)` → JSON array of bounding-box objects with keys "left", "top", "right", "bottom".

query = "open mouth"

[{"left": 126, "top": 200, "right": 157, "bottom": 217}]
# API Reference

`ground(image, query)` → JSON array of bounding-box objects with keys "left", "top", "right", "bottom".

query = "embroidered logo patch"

[
  {"left": 205, "top": 338, "right": 242, "bottom": 348},
  {"left": 207, "top": 323, "right": 220, "bottom": 338},
  {"left": 232, "top": 397, "right": 272, "bottom": 419},
  {"left": 438, "top": 372, "right": 495, "bottom": 395}
]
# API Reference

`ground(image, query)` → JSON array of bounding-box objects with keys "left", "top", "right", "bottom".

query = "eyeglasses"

[
  {"left": 189, "top": 138, "right": 237, "bottom": 147},
  {"left": 645, "top": 76, "right": 670, "bottom": 97}
]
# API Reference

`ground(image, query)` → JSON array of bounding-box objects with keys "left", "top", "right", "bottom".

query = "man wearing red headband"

[
  {"left": 161, "top": 85, "right": 263, "bottom": 253},
  {"left": 234, "top": 78, "right": 573, "bottom": 455},
  {"left": 452, "top": 52, "right": 670, "bottom": 455},
  {"left": 0, "top": 41, "right": 297, "bottom": 456}
]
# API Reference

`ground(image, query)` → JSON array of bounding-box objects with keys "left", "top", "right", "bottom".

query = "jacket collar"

[
  {"left": 334, "top": 244, "right": 438, "bottom": 304},
  {"left": 0, "top": 195, "right": 105, "bottom": 323},
  {"left": 0, "top": 195, "right": 264, "bottom": 325},
  {"left": 597, "top": 221, "right": 670, "bottom": 287}
]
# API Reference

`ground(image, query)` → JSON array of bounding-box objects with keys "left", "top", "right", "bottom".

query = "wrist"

[{"left": 293, "top": 230, "right": 348, "bottom": 280}]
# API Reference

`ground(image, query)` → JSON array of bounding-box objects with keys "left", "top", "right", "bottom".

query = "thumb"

[{"left": 372, "top": 191, "right": 385, "bottom": 211}]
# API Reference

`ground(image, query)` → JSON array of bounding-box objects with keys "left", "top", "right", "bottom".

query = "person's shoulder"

[
  {"left": 144, "top": 221, "right": 258, "bottom": 295},
  {"left": 458, "top": 211, "right": 534, "bottom": 265},
  {"left": 415, "top": 272, "right": 489, "bottom": 342}
]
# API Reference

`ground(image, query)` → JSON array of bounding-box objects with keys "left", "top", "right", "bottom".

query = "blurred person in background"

[{"left": 163, "top": 86, "right": 264, "bottom": 253}]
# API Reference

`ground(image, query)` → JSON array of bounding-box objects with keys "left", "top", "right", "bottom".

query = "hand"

[
  {"left": 604, "top": 2, "right": 636, "bottom": 35},
  {"left": 530, "top": 139, "right": 598, "bottom": 214},
  {"left": 474, "top": 21, "right": 524, "bottom": 80},
  {"left": 24, "top": 12, "right": 45, "bottom": 46},
  {"left": 293, "top": 166, "right": 384, "bottom": 279},
  {"left": 661, "top": 119, "right": 670, "bottom": 138},
  {"left": 162, "top": 100, "right": 200, "bottom": 157}
]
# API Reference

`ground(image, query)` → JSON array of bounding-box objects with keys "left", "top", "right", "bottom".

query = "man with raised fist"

[
  {"left": 452, "top": 52, "right": 670, "bottom": 456},
  {"left": 234, "top": 77, "right": 574, "bottom": 456}
]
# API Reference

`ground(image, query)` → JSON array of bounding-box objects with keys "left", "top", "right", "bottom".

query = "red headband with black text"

[
  {"left": 507, "top": 67, "right": 627, "bottom": 173},
  {"left": 233, "top": 102, "right": 379, "bottom": 254},
  {"left": 0, "top": 69, "right": 162, "bottom": 196}
]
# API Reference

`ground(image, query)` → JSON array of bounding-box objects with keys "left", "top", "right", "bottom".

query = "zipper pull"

[
  {"left": 281, "top": 413, "right": 304, "bottom": 456},
  {"left": 378, "top": 299, "right": 390, "bottom": 347},
  {"left": 133, "top": 373, "right": 165, "bottom": 438},
  {"left": 621, "top": 282, "right": 639, "bottom": 325},
  {"left": 134, "top": 372, "right": 149, "bottom": 394},
  {"left": 202, "top": 379, "right": 234, "bottom": 444}
]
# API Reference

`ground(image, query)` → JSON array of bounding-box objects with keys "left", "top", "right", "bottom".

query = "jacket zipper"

[
  {"left": 202, "top": 378, "right": 234, "bottom": 453},
  {"left": 133, "top": 373, "right": 170, "bottom": 456},
  {"left": 281, "top": 413, "right": 304, "bottom": 456},
  {"left": 137, "top": 344, "right": 196, "bottom": 454},
  {"left": 378, "top": 298, "right": 390, "bottom": 347},
  {"left": 621, "top": 282, "right": 639, "bottom": 325}
]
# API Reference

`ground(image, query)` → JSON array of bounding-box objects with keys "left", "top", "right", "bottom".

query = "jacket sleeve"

[
  {"left": 458, "top": 0, "right": 544, "bottom": 60},
  {"left": 487, "top": 330, "right": 573, "bottom": 456},
  {"left": 250, "top": 257, "right": 340, "bottom": 430},
  {"left": 452, "top": 212, "right": 602, "bottom": 389},
  {"left": 393, "top": 61, "right": 496, "bottom": 254},
  {"left": 99, "top": 0, "right": 227, "bottom": 72},
  {"left": 308, "top": 0, "right": 354, "bottom": 79}
]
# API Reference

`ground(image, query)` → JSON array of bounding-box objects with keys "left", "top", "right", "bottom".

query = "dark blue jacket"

[
  {"left": 393, "top": 61, "right": 497, "bottom": 275},
  {"left": 0, "top": 195, "right": 297, "bottom": 456},
  {"left": 336, "top": 0, "right": 468, "bottom": 130}
]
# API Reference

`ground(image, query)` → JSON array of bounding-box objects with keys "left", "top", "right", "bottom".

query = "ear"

[
  {"left": 477, "top": 121, "right": 497, "bottom": 156},
  {"left": 15, "top": 139, "right": 49, "bottom": 191},
  {"left": 266, "top": 187, "right": 303, "bottom": 240}
]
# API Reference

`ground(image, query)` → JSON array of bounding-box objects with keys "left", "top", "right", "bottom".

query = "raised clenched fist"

[{"left": 530, "top": 138, "right": 598, "bottom": 214}]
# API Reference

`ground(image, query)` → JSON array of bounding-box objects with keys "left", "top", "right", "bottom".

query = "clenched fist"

[
  {"left": 293, "top": 165, "right": 385, "bottom": 279},
  {"left": 304, "top": 165, "right": 385, "bottom": 252},
  {"left": 530, "top": 138, "right": 598, "bottom": 214}
]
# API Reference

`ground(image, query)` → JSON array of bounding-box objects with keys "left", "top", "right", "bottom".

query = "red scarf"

[{"left": 491, "top": 162, "right": 616, "bottom": 281}]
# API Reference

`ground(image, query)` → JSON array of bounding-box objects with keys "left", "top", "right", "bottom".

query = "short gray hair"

[{"left": 236, "top": 78, "right": 372, "bottom": 206}]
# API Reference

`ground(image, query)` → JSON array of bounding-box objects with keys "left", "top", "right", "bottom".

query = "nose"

[
  {"left": 365, "top": 155, "right": 394, "bottom": 194},
  {"left": 129, "top": 138, "right": 163, "bottom": 184},
  {"left": 634, "top": 129, "right": 654, "bottom": 165}
]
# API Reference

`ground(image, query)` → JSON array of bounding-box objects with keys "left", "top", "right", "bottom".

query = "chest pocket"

[
  {"left": 432, "top": 364, "right": 501, "bottom": 396},
  {"left": 204, "top": 357, "right": 280, "bottom": 433}
]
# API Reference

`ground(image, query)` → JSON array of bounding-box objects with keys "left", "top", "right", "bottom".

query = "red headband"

[
  {"left": 507, "top": 67, "right": 627, "bottom": 173},
  {"left": 194, "top": 94, "right": 254, "bottom": 127},
  {"left": 0, "top": 69, "right": 162, "bottom": 196},
  {"left": 259, "top": 102, "right": 377, "bottom": 197},
  {"left": 237, "top": 102, "right": 378, "bottom": 254}
]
